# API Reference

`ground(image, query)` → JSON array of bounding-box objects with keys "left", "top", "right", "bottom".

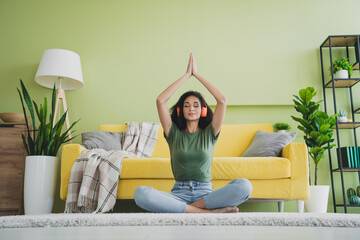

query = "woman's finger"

[{"left": 186, "top": 53, "right": 192, "bottom": 75}]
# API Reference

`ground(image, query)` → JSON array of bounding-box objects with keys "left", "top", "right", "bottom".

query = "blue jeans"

[{"left": 134, "top": 179, "right": 253, "bottom": 213}]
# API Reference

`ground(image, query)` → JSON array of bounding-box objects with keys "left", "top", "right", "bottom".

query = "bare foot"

[
  {"left": 185, "top": 204, "right": 239, "bottom": 213},
  {"left": 211, "top": 206, "right": 239, "bottom": 213}
]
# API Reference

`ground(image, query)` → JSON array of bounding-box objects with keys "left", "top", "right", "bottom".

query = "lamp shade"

[{"left": 35, "top": 49, "right": 83, "bottom": 90}]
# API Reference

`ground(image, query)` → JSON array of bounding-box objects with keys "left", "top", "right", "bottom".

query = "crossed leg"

[
  {"left": 187, "top": 198, "right": 239, "bottom": 213},
  {"left": 187, "top": 179, "right": 253, "bottom": 213},
  {"left": 134, "top": 179, "right": 252, "bottom": 213}
]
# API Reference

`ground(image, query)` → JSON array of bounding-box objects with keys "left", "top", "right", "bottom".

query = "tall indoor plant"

[
  {"left": 291, "top": 87, "right": 338, "bottom": 212},
  {"left": 17, "top": 79, "right": 79, "bottom": 214}
]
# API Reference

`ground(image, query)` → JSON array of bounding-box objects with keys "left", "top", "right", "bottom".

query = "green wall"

[{"left": 1, "top": 0, "right": 360, "bottom": 213}]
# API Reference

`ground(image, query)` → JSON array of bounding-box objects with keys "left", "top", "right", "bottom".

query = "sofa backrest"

[
  {"left": 213, "top": 123, "right": 273, "bottom": 157},
  {"left": 98, "top": 124, "right": 170, "bottom": 158},
  {"left": 98, "top": 123, "right": 273, "bottom": 158}
]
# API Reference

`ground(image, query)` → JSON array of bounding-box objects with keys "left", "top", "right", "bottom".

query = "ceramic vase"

[
  {"left": 304, "top": 185, "right": 329, "bottom": 213},
  {"left": 24, "top": 155, "right": 59, "bottom": 215}
]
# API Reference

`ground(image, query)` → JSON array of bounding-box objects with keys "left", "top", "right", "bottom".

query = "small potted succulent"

[
  {"left": 338, "top": 109, "right": 347, "bottom": 123},
  {"left": 347, "top": 187, "right": 360, "bottom": 205},
  {"left": 274, "top": 122, "right": 291, "bottom": 133},
  {"left": 329, "top": 57, "right": 354, "bottom": 79}
]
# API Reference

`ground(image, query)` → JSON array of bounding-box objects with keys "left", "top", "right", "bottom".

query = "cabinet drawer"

[
  {"left": 0, "top": 185, "right": 21, "bottom": 209},
  {"left": 0, "top": 166, "right": 22, "bottom": 208},
  {"left": 0, "top": 125, "right": 26, "bottom": 214},
  {"left": 0, "top": 210, "right": 19, "bottom": 216}
]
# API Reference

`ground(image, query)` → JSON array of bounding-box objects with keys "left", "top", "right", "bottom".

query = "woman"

[{"left": 134, "top": 53, "right": 252, "bottom": 213}]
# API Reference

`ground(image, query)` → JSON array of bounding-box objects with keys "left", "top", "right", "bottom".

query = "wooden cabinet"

[{"left": 0, "top": 123, "right": 27, "bottom": 216}]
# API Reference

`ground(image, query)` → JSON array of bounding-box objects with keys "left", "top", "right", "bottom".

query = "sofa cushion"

[
  {"left": 241, "top": 130, "right": 297, "bottom": 157},
  {"left": 211, "top": 157, "right": 291, "bottom": 180},
  {"left": 81, "top": 131, "right": 123, "bottom": 150},
  {"left": 119, "top": 157, "right": 291, "bottom": 180},
  {"left": 120, "top": 158, "right": 173, "bottom": 179}
]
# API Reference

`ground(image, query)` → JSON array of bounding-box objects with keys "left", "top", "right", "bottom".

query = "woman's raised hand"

[
  {"left": 185, "top": 53, "right": 193, "bottom": 78},
  {"left": 191, "top": 53, "right": 199, "bottom": 77}
]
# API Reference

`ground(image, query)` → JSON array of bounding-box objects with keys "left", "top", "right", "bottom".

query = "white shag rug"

[{"left": 1, "top": 212, "right": 360, "bottom": 228}]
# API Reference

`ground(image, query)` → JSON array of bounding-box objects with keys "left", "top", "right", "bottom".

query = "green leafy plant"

[
  {"left": 274, "top": 122, "right": 291, "bottom": 132},
  {"left": 329, "top": 57, "right": 353, "bottom": 76},
  {"left": 338, "top": 109, "right": 347, "bottom": 118},
  {"left": 291, "top": 87, "right": 338, "bottom": 185},
  {"left": 17, "top": 79, "right": 80, "bottom": 156}
]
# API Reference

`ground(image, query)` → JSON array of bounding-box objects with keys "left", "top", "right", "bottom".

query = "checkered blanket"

[{"left": 65, "top": 122, "right": 160, "bottom": 213}]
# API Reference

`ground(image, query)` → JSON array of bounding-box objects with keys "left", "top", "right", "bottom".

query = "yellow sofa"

[{"left": 60, "top": 123, "right": 309, "bottom": 212}]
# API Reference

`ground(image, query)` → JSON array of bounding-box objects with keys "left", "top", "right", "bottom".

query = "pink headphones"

[{"left": 177, "top": 105, "right": 207, "bottom": 117}]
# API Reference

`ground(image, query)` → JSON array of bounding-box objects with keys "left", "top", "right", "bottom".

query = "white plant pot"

[
  {"left": 278, "top": 130, "right": 286, "bottom": 133},
  {"left": 24, "top": 155, "right": 59, "bottom": 215},
  {"left": 335, "top": 70, "right": 348, "bottom": 79},
  {"left": 304, "top": 185, "right": 329, "bottom": 213},
  {"left": 339, "top": 117, "right": 348, "bottom": 123}
]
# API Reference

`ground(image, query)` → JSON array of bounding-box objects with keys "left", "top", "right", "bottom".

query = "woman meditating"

[{"left": 134, "top": 53, "right": 253, "bottom": 213}]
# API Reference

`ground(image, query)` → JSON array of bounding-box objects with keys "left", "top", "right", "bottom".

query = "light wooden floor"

[{"left": 1, "top": 225, "right": 359, "bottom": 240}]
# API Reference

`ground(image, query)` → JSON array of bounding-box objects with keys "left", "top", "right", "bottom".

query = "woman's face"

[{"left": 183, "top": 96, "right": 201, "bottom": 121}]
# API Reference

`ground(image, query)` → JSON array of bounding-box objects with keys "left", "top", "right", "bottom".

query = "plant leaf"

[{"left": 20, "top": 79, "right": 36, "bottom": 154}]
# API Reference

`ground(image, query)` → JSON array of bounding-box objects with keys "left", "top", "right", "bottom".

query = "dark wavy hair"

[{"left": 170, "top": 91, "right": 213, "bottom": 131}]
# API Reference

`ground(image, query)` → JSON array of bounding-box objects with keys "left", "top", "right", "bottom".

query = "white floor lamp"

[{"left": 35, "top": 49, "right": 83, "bottom": 141}]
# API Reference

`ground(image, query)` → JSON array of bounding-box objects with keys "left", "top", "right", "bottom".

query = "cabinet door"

[{"left": 0, "top": 125, "right": 26, "bottom": 213}]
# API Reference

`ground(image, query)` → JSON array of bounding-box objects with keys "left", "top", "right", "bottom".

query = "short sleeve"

[
  {"left": 207, "top": 123, "right": 220, "bottom": 143},
  {"left": 164, "top": 123, "right": 176, "bottom": 144}
]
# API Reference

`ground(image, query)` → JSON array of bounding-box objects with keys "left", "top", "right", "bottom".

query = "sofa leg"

[
  {"left": 297, "top": 200, "right": 304, "bottom": 213},
  {"left": 278, "top": 201, "right": 284, "bottom": 212}
]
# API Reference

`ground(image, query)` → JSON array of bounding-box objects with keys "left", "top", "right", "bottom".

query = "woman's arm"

[
  {"left": 156, "top": 54, "right": 192, "bottom": 137},
  {"left": 192, "top": 54, "right": 227, "bottom": 136}
]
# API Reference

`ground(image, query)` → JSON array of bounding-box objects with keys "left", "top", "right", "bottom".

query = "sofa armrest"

[
  {"left": 282, "top": 142, "right": 310, "bottom": 200},
  {"left": 60, "top": 143, "right": 86, "bottom": 200}
]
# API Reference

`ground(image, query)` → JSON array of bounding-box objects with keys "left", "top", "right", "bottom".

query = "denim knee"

[
  {"left": 134, "top": 186, "right": 151, "bottom": 207},
  {"left": 233, "top": 178, "right": 253, "bottom": 200}
]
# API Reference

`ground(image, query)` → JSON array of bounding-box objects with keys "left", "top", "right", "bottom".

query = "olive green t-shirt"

[{"left": 165, "top": 123, "right": 220, "bottom": 182}]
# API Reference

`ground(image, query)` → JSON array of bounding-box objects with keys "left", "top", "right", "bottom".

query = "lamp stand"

[{"left": 53, "top": 87, "right": 72, "bottom": 142}]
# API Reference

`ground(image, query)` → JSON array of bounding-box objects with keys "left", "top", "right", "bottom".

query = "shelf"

[
  {"left": 321, "top": 35, "right": 359, "bottom": 47},
  {"left": 337, "top": 122, "right": 360, "bottom": 129},
  {"left": 354, "top": 62, "right": 359, "bottom": 70},
  {"left": 325, "top": 78, "right": 360, "bottom": 88},
  {"left": 321, "top": 35, "right": 360, "bottom": 214},
  {"left": 333, "top": 168, "right": 360, "bottom": 172}
]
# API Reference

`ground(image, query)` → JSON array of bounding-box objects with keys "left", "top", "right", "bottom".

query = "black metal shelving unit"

[{"left": 320, "top": 35, "right": 360, "bottom": 213}]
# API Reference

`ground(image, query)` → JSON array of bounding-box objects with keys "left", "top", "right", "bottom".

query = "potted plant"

[
  {"left": 338, "top": 109, "right": 347, "bottom": 123},
  {"left": 17, "top": 79, "right": 79, "bottom": 215},
  {"left": 347, "top": 187, "right": 360, "bottom": 205},
  {"left": 291, "top": 87, "right": 338, "bottom": 213},
  {"left": 329, "top": 57, "right": 354, "bottom": 79},
  {"left": 274, "top": 122, "right": 291, "bottom": 133}
]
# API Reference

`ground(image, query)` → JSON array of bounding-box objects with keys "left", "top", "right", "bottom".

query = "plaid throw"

[{"left": 65, "top": 122, "right": 160, "bottom": 213}]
